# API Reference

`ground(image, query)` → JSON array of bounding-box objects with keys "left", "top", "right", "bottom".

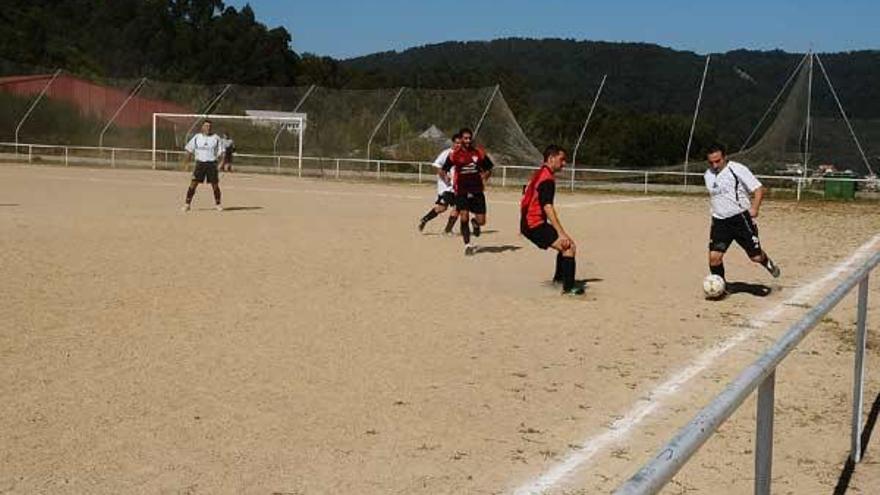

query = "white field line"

[
  {"left": 511, "top": 233, "right": 880, "bottom": 495},
  {"left": 21, "top": 169, "right": 661, "bottom": 208}
]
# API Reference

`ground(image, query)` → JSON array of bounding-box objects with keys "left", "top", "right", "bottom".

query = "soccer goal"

[{"left": 151, "top": 112, "right": 305, "bottom": 173}]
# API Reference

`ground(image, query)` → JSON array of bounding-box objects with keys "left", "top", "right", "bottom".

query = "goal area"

[{"left": 151, "top": 112, "right": 304, "bottom": 172}]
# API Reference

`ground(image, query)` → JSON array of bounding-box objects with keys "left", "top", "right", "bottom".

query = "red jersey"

[
  {"left": 442, "top": 146, "right": 494, "bottom": 194},
  {"left": 520, "top": 165, "right": 555, "bottom": 231}
]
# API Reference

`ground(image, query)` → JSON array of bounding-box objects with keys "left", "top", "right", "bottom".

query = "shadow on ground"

[{"left": 834, "top": 391, "right": 880, "bottom": 494}]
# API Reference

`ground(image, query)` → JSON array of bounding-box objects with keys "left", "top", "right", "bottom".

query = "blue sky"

[{"left": 225, "top": 0, "right": 879, "bottom": 59}]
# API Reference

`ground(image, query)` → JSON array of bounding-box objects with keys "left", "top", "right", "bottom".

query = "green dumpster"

[{"left": 824, "top": 172, "right": 857, "bottom": 200}]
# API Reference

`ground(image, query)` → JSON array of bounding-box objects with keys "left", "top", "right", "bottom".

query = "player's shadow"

[
  {"left": 725, "top": 281, "right": 772, "bottom": 297},
  {"left": 0, "top": 203, "right": 19, "bottom": 207},
  {"left": 473, "top": 245, "right": 522, "bottom": 255},
  {"left": 221, "top": 206, "right": 263, "bottom": 211},
  {"left": 833, "top": 391, "right": 880, "bottom": 495}
]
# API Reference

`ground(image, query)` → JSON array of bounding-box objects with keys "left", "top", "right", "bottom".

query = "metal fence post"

[
  {"left": 851, "top": 275, "right": 870, "bottom": 463},
  {"left": 276, "top": 155, "right": 281, "bottom": 174},
  {"left": 502, "top": 166, "right": 507, "bottom": 188},
  {"left": 335, "top": 159, "right": 340, "bottom": 179},
  {"left": 796, "top": 177, "right": 803, "bottom": 201},
  {"left": 644, "top": 172, "right": 649, "bottom": 194},
  {"left": 28, "top": 145, "right": 32, "bottom": 164},
  {"left": 755, "top": 370, "right": 776, "bottom": 495},
  {"left": 111, "top": 149, "right": 116, "bottom": 168},
  {"left": 418, "top": 162, "right": 422, "bottom": 183},
  {"left": 65, "top": 147, "right": 69, "bottom": 167}
]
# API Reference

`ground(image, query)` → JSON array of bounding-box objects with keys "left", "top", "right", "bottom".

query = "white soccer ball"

[{"left": 703, "top": 274, "right": 726, "bottom": 298}]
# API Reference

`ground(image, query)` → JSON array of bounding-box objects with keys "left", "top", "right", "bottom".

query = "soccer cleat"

[
  {"left": 215, "top": 204, "right": 224, "bottom": 212},
  {"left": 181, "top": 204, "right": 191, "bottom": 212},
  {"left": 443, "top": 229, "right": 455, "bottom": 236},
  {"left": 418, "top": 219, "right": 427, "bottom": 232},
  {"left": 562, "top": 286, "right": 586, "bottom": 296},
  {"left": 768, "top": 261, "right": 781, "bottom": 278},
  {"left": 464, "top": 244, "right": 477, "bottom": 256},
  {"left": 471, "top": 219, "right": 481, "bottom": 237}
]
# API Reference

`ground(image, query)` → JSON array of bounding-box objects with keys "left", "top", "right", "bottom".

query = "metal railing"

[
  {"left": 0, "top": 141, "right": 875, "bottom": 199},
  {"left": 615, "top": 250, "right": 880, "bottom": 495}
]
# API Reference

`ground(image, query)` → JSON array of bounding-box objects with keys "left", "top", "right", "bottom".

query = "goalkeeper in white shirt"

[
  {"left": 704, "top": 143, "right": 780, "bottom": 282},
  {"left": 181, "top": 120, "right": 225, "bottom": 212},
  {"left": 417, "top": 133, "right": 461, "bottom": 234}
]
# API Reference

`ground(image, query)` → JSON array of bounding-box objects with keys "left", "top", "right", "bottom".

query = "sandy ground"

[{"left": 1, "top": 164, "right": 878, "bottom": 495}]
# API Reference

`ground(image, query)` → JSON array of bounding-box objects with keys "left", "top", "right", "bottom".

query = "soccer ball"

[{"left": 703, "top": 274, "right": 726, "bottom": 299}]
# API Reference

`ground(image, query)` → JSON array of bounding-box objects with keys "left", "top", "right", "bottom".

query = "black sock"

[
  {"left": 421, "top": 209, "right": 439, "bottom": 224},
  {"left": 553, "top": 252, "right": 564, "bottom": 282},
  {"left": 710, "top": 263, "right": 725, "bottom": 280},
  {"left": 471, "top": 218, "right": 481, "bottom": 236},
  {"left": 561, "top": 256, "right": 576, "bottom": 291},
  {"left": 185, "top": 186, "right": 196, "bottom": 204},
  {"left": 444, "top": 216, "right": 457, "bottom": 233},
  {"left": 213, "top": 187, "right": 221, "bottom": 205},
  {"left": 461, "top": 219, "right": 471, "bottom": 245}
]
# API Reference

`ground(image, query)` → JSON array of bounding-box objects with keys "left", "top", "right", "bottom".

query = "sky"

[{"left": 224, "top": 0, "right": 879, "bottom": 59}]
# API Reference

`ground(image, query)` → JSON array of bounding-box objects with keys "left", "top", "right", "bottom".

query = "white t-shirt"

[
  {"left": 185, "top": 133, "right": 224, "bottom": 163},
  {"left": 222, "top": 138, "right": 235, "bottom": 153},
  {"left": 432, "top": 148, "right": 454, "bottom": 195},
  {"left": 704, "top": 160, "right": 762, "bottom": 219}
]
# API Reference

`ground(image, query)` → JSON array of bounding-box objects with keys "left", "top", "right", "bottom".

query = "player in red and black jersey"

[
  {"left": 441, "top": 128, "right": 494, "bottom": 255},
  {"left": 520, "top": 145, "right": 584, "bottom": 295}
]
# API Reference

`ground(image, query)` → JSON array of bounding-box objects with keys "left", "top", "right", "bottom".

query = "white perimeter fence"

[
  {"left": 616, "top": 250, "right": 880, "bottom": 495},
  {"left": 0, "top": 142, "right": 876, "bottom": 200}
]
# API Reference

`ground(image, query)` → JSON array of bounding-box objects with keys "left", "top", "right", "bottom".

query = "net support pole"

[
  {"left": 684, "top": 55, "right": 710, "bottom": 190},
  {"left": 99, "top": 77, "right": 146, "bottom": 148},
  {"left": 814, "top": 55, "right": 876, "bottom": 177},
  {"left": 15, "top": 69, "right": 62, "bottom": 151},
  {"left": 366, "top": 87, "right": 406, "bottom": 168},
  {"left": 802, "top": 52, "right": 814, "bottom": 199},
  {"left": 273, "top": 84, "right": 316, "bottom": 156},
  {"left": 571, "top": 74, "right": 607, "bottom": 191},
  {"left": 183, "top": 84, "right": 232, "bottom": 141},
  {"left": 473, "top": 84, "right": 500, "bottom": 138}
]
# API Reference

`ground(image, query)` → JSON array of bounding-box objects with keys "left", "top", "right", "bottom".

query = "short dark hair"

[
  {"left": 452, "top": 132, "right": 462, "bottom": 141},
  {"left": 543, "top": 144, "right": 566, "bottom": 161},
  {"left": 203, "top": 119, "right": 212, "bottom": 125},
  {"left": 458, "top": 127, "right": 473, "bottom": 137},
  {"left": 705, "top": 142, "right": 726, "bottom": 156}
]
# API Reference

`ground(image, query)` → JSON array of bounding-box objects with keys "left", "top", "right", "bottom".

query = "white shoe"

[
  {"left": 464, "top": 244, "right": 477, "bottom": 256},
  {"left": 181, "top": 204, "right": 191, "bottom": 212},
  {"left": 215, "top": 204, "right": 223, "bottom": 212}
]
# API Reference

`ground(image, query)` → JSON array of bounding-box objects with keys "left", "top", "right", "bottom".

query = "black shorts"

[
  {"left": 193, "top": 161, "right": 219, "bottom": 184},
  {"left": 523, "top": 223, "right": 559, "bottom": 250},
  {"left": 224, "top": 152, "right": 233, "bottom": 164},
  {"left": 709, "top": 211, "right": 762, "bottom": 257},
  {"left": 454, "top": 192, "right": 486, "bottom": 214},
  {"left": 435, "top": 191, "right": 455, "bottom": 207}
]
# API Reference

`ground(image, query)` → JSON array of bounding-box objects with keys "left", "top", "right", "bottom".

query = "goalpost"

[{"left": 151, "top": 112, "right": 305, "bottom": 174}]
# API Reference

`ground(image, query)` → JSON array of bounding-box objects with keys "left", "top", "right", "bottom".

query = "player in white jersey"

[
  {"left": 220, "top": 132, "right": 234, "bottom": 172},
  {"left": 417, "top": 133, "right": 462, "bottom": 234},
  {"left": 704, "top": 143, "right": 780, "bottom": 287},
  {"left": 181, "top": 120, "right": 225, "bottom": 212}
]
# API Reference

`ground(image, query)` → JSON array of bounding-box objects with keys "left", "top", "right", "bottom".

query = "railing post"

[
  {"left": 277, "top": 155, "right": 281, "bottom": 174},
  {"left": 502, "top": 166, "right": 507, "bottom": 188},
  {"left": 851, "top": 275, "right": 870, "bottom": 463},
  {"left": 28, "top": 145, "right": 32, "bottom": 164},
  {"left": 298, "top": 156, "right": 302, "bottom": 178},
  {"left": 418, "top": 162, "right": 422, "bottom": 184},
  {"left": 644, "top": 172, "right": 649, "bottom": 194},
  {"left": 796, "top": 177, "right": 803, "bottom": 201},
  {"left": 111, "top": 149, "right": 116, "bottom": 168},
  {"left": 335, "top": 158, "right": 340, "bottom": 179},
  {"left": 65, "top": 147, "right": 69, "bottom": 167},
  {"left": 570, "top": 166, "right": 575, "bottom": 191},
  {"left": 755, "top": 371, "right": 776, "bottom": 495},
  {"left": 377, "top": 160, "right": 381, "bottom": 179}
]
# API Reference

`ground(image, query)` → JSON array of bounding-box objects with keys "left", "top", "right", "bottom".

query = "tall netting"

[
  {"left": 475, "top": 88, "right": 543, "bottom": 170},
  {"left": 734, "top": 55, "right": 877, "bottom": 178}
]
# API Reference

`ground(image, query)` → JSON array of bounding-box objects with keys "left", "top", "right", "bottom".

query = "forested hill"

[
  {"left": 0, "top": 0, "right": 299, "bottom": 85},
  {"left": 342, "top": 39, "right": 880, "bottom": 152}
]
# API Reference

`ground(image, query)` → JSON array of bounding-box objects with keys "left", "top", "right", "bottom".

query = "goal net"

[{"left": 151, "top": 112, "right": 304, "bottom": 173}]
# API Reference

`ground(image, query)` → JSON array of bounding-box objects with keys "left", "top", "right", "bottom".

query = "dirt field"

[{"left": 1, "top": 164, "right": 878, "bottom": 495}]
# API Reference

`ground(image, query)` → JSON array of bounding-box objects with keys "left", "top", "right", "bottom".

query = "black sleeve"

[
  {"left": 442, "top": 156, "right": 453, "bottom": 172},
  {"left": 480, "top": 154, "right": 494, "bottom": 172},
  {"left": 537, "top": 181, "right": 555, "bottom": 206}
]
